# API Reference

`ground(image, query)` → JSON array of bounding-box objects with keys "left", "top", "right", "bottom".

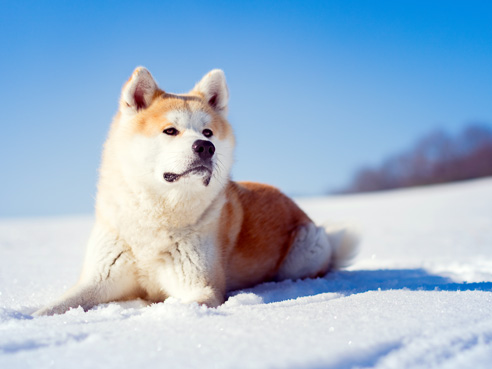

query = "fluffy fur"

[{"left": 35, "top": 67, "right": 359, "bottom": 316}]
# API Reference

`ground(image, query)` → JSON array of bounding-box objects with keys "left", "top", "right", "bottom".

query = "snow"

[{"left": 1, "top": 177, "right": 492, "bottom": 369}]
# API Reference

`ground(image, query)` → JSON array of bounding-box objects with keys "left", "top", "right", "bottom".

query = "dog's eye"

[
  {"left": 163, "top": 127, "right": 179, "bottom": 136},
  {"left": 202, "top": 129, "right": 213, "bottom": 138}
]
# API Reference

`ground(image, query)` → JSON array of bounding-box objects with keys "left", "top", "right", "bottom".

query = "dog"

[{"left": 35, "top": 67, "right": 358, "bottom": 315}]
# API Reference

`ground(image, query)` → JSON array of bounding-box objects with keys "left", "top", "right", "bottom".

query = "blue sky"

[{"left": 1, "top": 0, "right": 491, "bottom": 217}]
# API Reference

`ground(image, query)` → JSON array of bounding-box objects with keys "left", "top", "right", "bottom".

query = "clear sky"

[{"left": 1, "top": 0, "right": 491, "bottom": 217}]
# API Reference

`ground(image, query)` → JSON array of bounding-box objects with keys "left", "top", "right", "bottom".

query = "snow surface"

[{"left": 1, "top": 178, "right": 492, "bottom": 369}]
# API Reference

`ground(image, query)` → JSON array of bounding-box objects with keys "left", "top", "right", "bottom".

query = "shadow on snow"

[{"left": 232, "top": 269, "right": 492, "bottom": 305}]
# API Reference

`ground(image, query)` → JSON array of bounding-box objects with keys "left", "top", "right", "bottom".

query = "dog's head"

[{"left": 106, "top": 67, "right": 235, "bottom": 201}]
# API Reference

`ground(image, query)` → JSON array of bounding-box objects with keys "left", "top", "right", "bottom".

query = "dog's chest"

[
  {"left": 119, "top": 216, "right": 215, "bottom": 280},
  {"left": 105, "top": 189, "right": 223, "bottom": 299},
  {"left": 119, "top": 219, "right": 174, "bottom": 260}
]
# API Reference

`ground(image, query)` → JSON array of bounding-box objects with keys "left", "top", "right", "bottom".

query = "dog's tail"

[{"left": 323, "top": 222, "right": 360, "bottom": 270}]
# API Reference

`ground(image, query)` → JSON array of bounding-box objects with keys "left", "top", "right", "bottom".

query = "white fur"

[
  {"left": 121, "top": 67, "right": 157, "bottom": 113},
  {"left": 322, "top": 223, "right": 360, "bottom": 269},
  {"left": 34, "top": 223, "right": 142, "bottom": 316},
  {"left": 276, "top": 223, "right": 360, "bottom": 281},
  {"left": 192, "top": 69, "right": 229, "bottom": 117},
  {"left": 166, "top": 109, "right": 212, "bottom": 129},
  {"left": 275, "top": 223, "right": 332, "bottom": 280}
]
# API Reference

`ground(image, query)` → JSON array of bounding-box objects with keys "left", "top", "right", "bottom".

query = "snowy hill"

[{"left": 1, "top": 178, "right": 492, "bottom": 369}]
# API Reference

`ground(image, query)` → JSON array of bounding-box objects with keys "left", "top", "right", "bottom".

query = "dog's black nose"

[{"left": 192, "top": 140, "right": 215, "bottom": 160}]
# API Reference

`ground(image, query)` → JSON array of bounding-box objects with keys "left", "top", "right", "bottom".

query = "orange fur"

[
  {"left": 117, "top": 92, "right": 231, "bottom": 140},
  {"left": 220, "top": 182, "right": 312, "bottom": 291}
]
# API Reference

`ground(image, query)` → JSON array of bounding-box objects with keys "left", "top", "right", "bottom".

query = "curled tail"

[{"left": 322, "top": 222, "right": 360, "bottom": 270}]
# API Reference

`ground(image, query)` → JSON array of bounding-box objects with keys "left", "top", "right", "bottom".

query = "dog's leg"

[
  {"left": 275, "top": 222, "right": 359, "bottom": 281},
  {"left": 34, "top": 223, "right": 141, "bottom": 316},
  {"left": 275, "top": 222, "right": 333, "bottom": 280},
  {"left": 157, "top": 236, "right": 225, "bottom": 308}
]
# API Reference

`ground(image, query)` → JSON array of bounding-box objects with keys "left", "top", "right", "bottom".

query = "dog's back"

[
  {"left": 221, "top": 181, "right": 359, "bottom": 291},
  {"left": 220, "top": 181, "right": 311, "bottom": 290}
]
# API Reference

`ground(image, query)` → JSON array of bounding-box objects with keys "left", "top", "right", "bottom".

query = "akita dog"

[{"left": 35, "top": 67, "right": 358, "bottom": 316}]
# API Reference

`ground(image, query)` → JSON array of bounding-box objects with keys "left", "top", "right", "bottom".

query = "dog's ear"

[
  {"left": 120, "top": 67, "right": 159, "bottom": 114},
  {"left": 192, "top": 69, "right": 229, "bottom": 118}
]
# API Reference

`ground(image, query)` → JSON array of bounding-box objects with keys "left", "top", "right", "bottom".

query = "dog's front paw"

[
  {"left": 32, "top": 306, "right": 55, "bottom": 317},
  {"left": 33, "top": 303, "right": 71, "bottom": 317},
  {"left": 195, "top": 287, "right": 225, "bottom": 308},
  {"left": 197, "top": 295, "right": 223, "bottom": 308},
  {"left": 177, "top": 285, "right": 224, "bottom": 308}
]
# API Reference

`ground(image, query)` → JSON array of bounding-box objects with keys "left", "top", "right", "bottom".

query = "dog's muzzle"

[
  {"left": 163, "top": 139, "right": 215, "bottom": 186},
  {"left": 163, "top": 165, "right": 213, "bottom": 186}
]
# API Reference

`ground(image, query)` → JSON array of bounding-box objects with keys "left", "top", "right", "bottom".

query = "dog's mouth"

[{"left": 163, "top": 165, "right": 213, "bottom": 186}]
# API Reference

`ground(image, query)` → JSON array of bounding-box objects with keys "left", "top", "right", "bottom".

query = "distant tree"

[{"left": 340, "top": 123, "right": 492, "bottom": 194}]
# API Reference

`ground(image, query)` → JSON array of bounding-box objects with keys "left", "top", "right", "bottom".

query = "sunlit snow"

[{"left": 1, "top": 178, "right": 492, "bottom": 369}]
